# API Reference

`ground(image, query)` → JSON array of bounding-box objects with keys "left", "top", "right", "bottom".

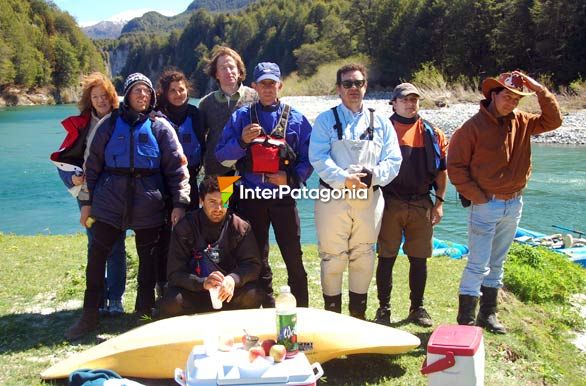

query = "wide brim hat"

[
  {"left": 123, "top": 72, "right": 157, "bottom": 110},
  {"left": 481, "top": 72, "right": 535, "bottom": 99}
]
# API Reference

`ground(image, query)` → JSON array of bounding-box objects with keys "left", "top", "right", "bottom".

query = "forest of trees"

[
  {"left": 1, "top": 0, "right": 584, "bottom": 97},
  {"left": 105, "top": 0, "right": 585, "bottom": 96},
  {"left": 0, "top": 0, "right": 105, "bottom": 90}
]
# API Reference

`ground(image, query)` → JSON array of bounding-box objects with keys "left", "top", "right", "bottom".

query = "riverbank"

[
  {"left": 2, "top": 91, "right": 585, "bottom": 145},
  {"left": 0, "top": 234, "right": 584, "bottom": 385},
  {"left": 0, "top": 85, "right": 79, "bottom": 107},
  {"left": 282, "top": 96, "right": 586, "bottom": 145}
]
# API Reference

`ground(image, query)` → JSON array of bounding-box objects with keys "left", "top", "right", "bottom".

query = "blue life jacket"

[
  {"left": 423, "top": 119, "right": 441, "bottom": 177},
  {"left": 104, "top": 116, "right": 160, "bottom": 171},
  {"left": 177, "top": 115, "right": 202, "bottom": 168}
]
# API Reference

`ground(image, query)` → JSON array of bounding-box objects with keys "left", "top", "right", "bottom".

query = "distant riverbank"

[
  {"left": 2, "top": 92, "right": 584, "bottom": 145},
  {"left": 282, "top": 96, "right": 586, "bottom": 145}
]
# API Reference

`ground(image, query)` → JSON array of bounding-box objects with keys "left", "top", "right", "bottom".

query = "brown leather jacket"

[{"left": 447, "top": 89, "right": 562, "bottom": 204}]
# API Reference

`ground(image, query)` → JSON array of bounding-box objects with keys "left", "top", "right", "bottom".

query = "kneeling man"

[{"left": 158, "top": 176, "right": 265, "bottom": 317}]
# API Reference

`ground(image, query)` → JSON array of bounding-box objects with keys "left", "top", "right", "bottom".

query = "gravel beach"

[{"left": 282, "top": 96, "right": 586, "bottom": 145}]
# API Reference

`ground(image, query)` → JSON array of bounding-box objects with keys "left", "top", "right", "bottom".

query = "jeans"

[{"left": 459, "top": 197, "right": 523, "bottom": 296}]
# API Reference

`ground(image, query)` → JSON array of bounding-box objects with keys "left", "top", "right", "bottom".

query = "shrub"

[
  {"left": 504, "top": 243, "right": 586, "bottom": 303},
  {"left": 410, "top": 62, "right": 448, "bottom": 91}
]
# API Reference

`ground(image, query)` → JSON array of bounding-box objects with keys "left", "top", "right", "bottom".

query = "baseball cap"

[
  {"left": 253, "top": 62, "right": 281, "bottom": 83},
  {"left": 391, "top": 83, "right": 421, "bottom": 101}
]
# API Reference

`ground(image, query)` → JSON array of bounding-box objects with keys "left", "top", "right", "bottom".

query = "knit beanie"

[{"left": 123, "top": 73, "right": 156, "bottom": 110}]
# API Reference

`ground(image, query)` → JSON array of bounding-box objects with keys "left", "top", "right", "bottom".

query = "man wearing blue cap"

[{"left": 216, "top": 62, "right": 313, "bottom": 307}]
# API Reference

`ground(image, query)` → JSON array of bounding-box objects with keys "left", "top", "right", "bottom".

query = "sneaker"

[
  {"left": 407, "top": 307, "right": 433, "bottom": 327},
  {"left": 373, "top": 307, "right": 391, "bottom": 326},
  {"left": 108, "top": 300, "right": 124, "bottom": 316}
]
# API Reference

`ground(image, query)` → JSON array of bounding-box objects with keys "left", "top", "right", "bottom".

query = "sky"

[{"left": 51, "top": 0, "right": 193, "bottom": 27}]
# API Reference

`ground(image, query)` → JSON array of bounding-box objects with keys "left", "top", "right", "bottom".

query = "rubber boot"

[
  {"left": 349, "top": 291, "right": 367, "bottom": 320},
  {"left": 457, "top": 295, "right": 479, "bottom": 326},
  {"left": 374, "top": 256, "right": 394, "bottom": 325},
  {"left": 64, "top": 309, "right": 99, "bottom": 341},
  {"left": 323, "top": 294, "right": 342, "bottom": 314},
  {"left": 476, "top": 286, "right": 506, "bottom": 334},
  {"left": 135, "top": 287, "right": 154, "bottom": 318}
]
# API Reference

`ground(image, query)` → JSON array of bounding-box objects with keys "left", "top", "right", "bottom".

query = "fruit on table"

[
  {"left": 242, "top": 334, "right": 259, "bottom": 350},
  {"left": 248, "top": 346, "right": 265, "bottom": 362},
  {"left": 261, "top": 339, "right": 277, "bottom": 356},
  {"left": 269, "top": 344, "right": 287, "bottom": 363}
]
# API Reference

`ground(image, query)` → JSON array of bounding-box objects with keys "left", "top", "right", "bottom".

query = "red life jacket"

[{"left": 247, "top": 104, "right": 293, "bottom": 174}]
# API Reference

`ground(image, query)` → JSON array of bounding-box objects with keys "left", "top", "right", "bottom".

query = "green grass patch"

[
  {"left": 505, "top": 243, "right": 586, "bottom": 305},
  {"left": 0, "top": 233, "right": 585, "bottom": 385}
]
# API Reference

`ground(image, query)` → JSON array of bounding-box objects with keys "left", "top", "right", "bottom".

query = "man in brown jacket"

[{"left": 448, "top": 70, "right": 562, "bottom": 333}]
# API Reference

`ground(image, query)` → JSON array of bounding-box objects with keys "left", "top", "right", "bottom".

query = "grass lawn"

[{"left": 0, "top": 233, "right": 585, "bottom": 385}]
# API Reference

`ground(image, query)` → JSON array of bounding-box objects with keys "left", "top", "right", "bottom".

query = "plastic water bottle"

[{"left": 276, "top": 285, "right": 298, "bottom": 357}]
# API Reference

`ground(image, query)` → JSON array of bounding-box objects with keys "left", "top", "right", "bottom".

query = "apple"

[
  {"left": 248, "top": 346, "right": 265, "bottom": 362},
  {"left": 261, "top": 339, "right": 277, "bottom": 356},
  {"left": 269, "top": 344, "right": 287, "bottom": 363}
]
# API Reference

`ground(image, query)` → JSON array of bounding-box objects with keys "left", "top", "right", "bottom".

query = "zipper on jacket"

[{"left": 129, "top": 125, "right": 135, "bottom": 173}]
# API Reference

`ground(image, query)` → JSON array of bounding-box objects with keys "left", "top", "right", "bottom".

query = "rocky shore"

[{"left": 282, "top": 96, "right": 586, "bottom": 145}]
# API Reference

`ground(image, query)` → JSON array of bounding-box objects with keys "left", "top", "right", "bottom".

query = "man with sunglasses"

[
  {"left": 309, "top": 63, "right": 402, "bottom": 319},
  {"left": 448, "top": 71, "right": 562, "bottom": 333},
  {"left": 216, "top": 62, "right": 313, "bottom": 308},
  {"left": 373, "top": 83, "right": 448, "bottom": 328}
]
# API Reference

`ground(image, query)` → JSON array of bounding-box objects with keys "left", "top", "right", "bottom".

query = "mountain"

[
  {"left": 120, "top": 0, "right": 254, "bottom": 35},
  {"left": 0, "top": 0, "right": 105, "bottom": 91},
  {"left": 82, "top": 20, "right": 126, "bottom": 40},
  {"left": 186, "top": 0, "right": 253, "bottom": 12}
]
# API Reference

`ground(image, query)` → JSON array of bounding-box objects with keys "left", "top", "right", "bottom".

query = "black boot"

[
  {"left": 349, "top": 291, "right": 367, "bottom": 320},
  {"left": 374, "top": 256, "right": 395, "bottom": 325},
  {"left": 457, "top": 295, "right": 479, "bottom": 325},
  {"left": 323, "top": 294, "right": 342, "bottom": 313},
  {"left": 476, "top": 286, "right": 506, "bottom": 334},
  {"left": 135, "top": 287, "right": 154, "bottom": 318}
]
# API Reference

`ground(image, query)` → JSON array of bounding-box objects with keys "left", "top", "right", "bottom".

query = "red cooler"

[{"left": 421, "top": 324, "right": 484, "bottom": 386}]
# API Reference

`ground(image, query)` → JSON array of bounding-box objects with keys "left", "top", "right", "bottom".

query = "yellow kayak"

[{"left": 41, "top": 307, "right": 420, "bottom": 379}]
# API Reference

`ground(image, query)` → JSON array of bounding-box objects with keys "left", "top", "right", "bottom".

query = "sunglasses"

[{"left": 341, "top": 79, "right": 366, "bottom": 89}]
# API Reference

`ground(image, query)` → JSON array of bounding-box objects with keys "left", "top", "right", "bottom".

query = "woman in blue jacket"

[
  {"left": 50, "top": 72, "right": 127, "bottom": 317},
  {"left": 154, "top": 69, "right": 204, "bottom": 297},
  {"left": 65, "top": 73, "right": 191, "bottom": 340}
]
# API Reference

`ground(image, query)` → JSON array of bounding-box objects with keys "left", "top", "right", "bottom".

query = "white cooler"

[
  {"left": 421, "top": 324, "right": 484, "bottom": 386},
  {"left": 175, "top": 345, "right": 323, "bottom": 386}
]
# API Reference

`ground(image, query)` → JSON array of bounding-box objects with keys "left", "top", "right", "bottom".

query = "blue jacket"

[
  {"left": 84, "top": 107, "right": 190, "bottom": 230},
  {"left": 215, "top": 102, "right": 313, "bottom": 190}
]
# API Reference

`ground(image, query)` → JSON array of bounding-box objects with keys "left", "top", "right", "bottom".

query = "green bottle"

[{"left": 276, "top": 285, "right": 298, "bottom": 357}]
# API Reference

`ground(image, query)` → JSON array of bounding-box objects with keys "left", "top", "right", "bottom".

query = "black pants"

[
  {"left": 84, "top": 221, "right": 160, "bottom": 313},
  {"left": 237, "top": 196, "right": 308, "bottom": 307},
  {"left": 158, "top": 282, "right": 265, "bottom": 317}
]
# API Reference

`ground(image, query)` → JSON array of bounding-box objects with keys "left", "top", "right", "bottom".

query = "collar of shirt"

[{"left": 213, "top": 83, "right": 245, "bottom": 103}]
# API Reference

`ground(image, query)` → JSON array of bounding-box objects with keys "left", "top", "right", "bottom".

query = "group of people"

[{"left": 52, "top": 45, "right": 562, "bottom": 341}]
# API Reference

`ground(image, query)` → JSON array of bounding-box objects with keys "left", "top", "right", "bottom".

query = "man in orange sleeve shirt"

[
  {"left": 448, "top": 71, "right": 562, "bottom": 333},
  {"left": 374, "top": 83, "right": 448, "bottom": 327}
]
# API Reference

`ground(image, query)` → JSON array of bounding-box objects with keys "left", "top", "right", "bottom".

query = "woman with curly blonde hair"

[{"left": 50, "top": 71, "right": 127, "bottom": 320}]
